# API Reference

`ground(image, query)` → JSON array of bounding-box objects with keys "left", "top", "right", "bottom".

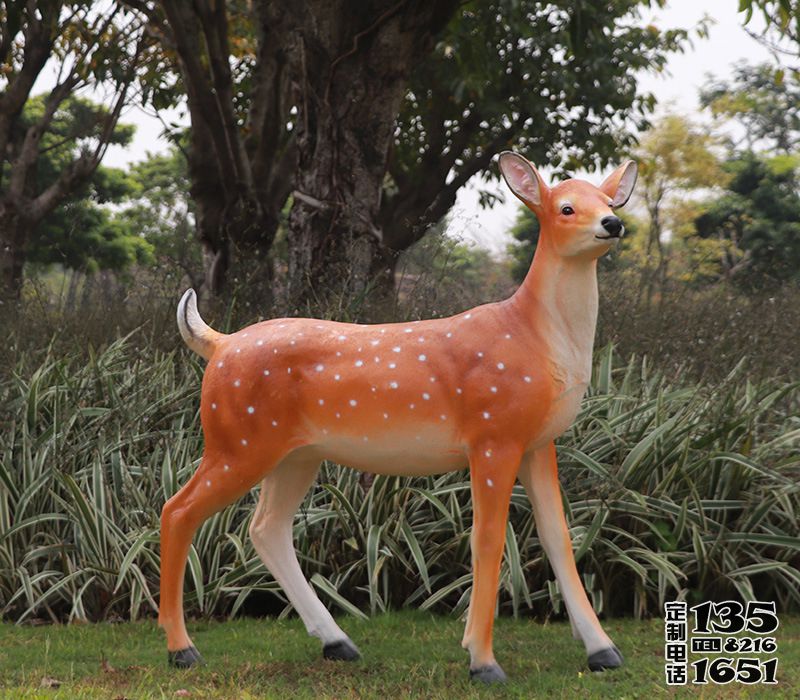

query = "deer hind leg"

[
  {"left": 518, "top": 442, "right": 623, "bottom": 671},
  {"left": 461, "top": 443, "right": 522, "bottom": 684},
  {"left": 249, "top": 455, "right": 360, "bottom": 661},
  {"left": 159, "top": 447, "right": 283, "bottom": 668}
]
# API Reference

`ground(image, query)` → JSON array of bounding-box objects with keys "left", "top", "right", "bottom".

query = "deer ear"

[
  {"left": 498, "top": 151, "right": 545, "bottom": 206},
  {"left": 600, "top": 160, "right": 638, "bottom": 208}
]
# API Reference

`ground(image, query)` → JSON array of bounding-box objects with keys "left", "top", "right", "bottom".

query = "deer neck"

[{"left": 511, "top": 234, "right": 599, "bottom": 385}]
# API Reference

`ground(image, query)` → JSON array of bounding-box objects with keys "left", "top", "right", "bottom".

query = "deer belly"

[
  {"left": 318, "top": 435, "right": 468, "bottom": 476},
  {"left": 530, "top": 383, "right": 587, "bottom": 449}
]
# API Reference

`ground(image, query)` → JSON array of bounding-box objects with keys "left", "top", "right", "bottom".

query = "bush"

[{"left": 1, "top": 337, "right": 797, "bottom": 624}]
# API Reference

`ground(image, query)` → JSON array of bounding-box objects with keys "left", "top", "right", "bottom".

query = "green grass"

[{"left": 1, "top": 611, "right": 799, "bottom": 698}]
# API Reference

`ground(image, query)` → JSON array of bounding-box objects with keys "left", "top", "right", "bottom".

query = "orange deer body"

[{"left": 159, "top": 151, "right": 637, "bottom": 682}]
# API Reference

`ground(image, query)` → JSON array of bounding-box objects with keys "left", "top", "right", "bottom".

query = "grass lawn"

[{"left": 0, "top": 611, "right": 798, "bottom": 699}]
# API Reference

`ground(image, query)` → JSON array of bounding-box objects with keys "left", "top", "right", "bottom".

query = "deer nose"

[{"left": 601, "top": 215, "right": 623, "bottom": 237}]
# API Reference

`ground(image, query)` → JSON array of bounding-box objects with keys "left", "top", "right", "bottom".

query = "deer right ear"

[{"left": 498, "top": 151, "right": 544, "bottom": 207}]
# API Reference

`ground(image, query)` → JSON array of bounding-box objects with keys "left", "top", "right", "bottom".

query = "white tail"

[{"left": 176, "top": 289, "right": 223, "bottom": 361}]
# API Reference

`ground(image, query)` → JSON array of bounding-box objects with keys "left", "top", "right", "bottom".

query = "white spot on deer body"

[
  {"left": 335, "top": 412, "right": 341, "bottom": 418},
  {"left": 355, "top": 360, "right": 364, "bottom": 367},
  {"left": 504, "top": 334, "right": 511, "bottom": 339},
  {"left": 316, "top": 364, "right": 324, "bottom": 372},
  {"left": 247, "top": 406, "right": 255, "bottom": 414},
  {"left": 322, "top": 428, "right": 329, "bottom": 434},
  {"left": 487, "top": 478, "right": 494, "bottom": 487},
  {"left": 389, "top": 362, "right": 397, "bottom": 369},
  {"left": 363, "top": 436, "right": 369, "bottom": 442},
  {"left": 287, "top": 367, "right": 292, "bottom": 374},
  {"left": 257, "top": 340, "right": 264, "bottom": 346},
  {"left": 241, "top": 439, "right": 248, "bottom": 446},
  {"left": 524, "top": 376, "right": 532, "bottom": 383},
  {"left": 338, "top": 335, "right": 346, "bottom": 341},
  {"left": 497, "top": 362, "right": 505, "bottom": 370},
  {"left": 336, "top": 351, "right": 342, "bottom": 357},
  {"left": 477, "top": 352, "right": 484, "bottom": 358},
  {"left": 483, "top": 411, "right": 491, "bottom": 420},
  {"left": 404, "top": 328, "right": 413, "bottom": 333},
  {"left": 380, "top": 329, "right": 386, "bottom": 334},
  {"left": 357, "top": 346, "right": 362, "bottom": 352},
  {"left": 243, "top": 333, "right": 249, "bottom": 338},
  {"left": 383, "top": 412, "right": 389, "bottom": 419},
  {"left": 235, "top": 348, "right": 241, "bottom": 353},
  {"left": 273, "top": 349, "right": 278, "bottom": 354},
  {"left": 418, "top": 354, "right": 427, "bottom": 362},
  {"left": 392, "top": 346, "right": 401, "bottom": 353},
  {"left": 211, "top": 403, "right": 217, "bottom": 410},
  {"left": 465, "top": 313, "right": 472, "bottom": 319},
  {"left": 440, "top": 414, "right": 447, "bottom": 421},
  {"left": 263, "top": 369, "right": 270, "bottom": 376},
  {"left": 422, "top": 393, "right": 430, "bottom": 400},
  {"left": 234, "top": 379, "right": 241, "bottom": 387},
  {"left": 390, "top": 381, "right": 398, "bottom": 389},
  {"left": 223, "top": 464, "right": 230, "bottom": 471},
  {"left": 290, "top": 340, "right": 296, "bottom": 346},
  {"left": 374, "top": 357, "right": 380, "bottom": 363},
  {"left": 334, "top": 374, "right": 341, "bottom": 381},
  {"left": 446, "top": 332, "right": 452, "bottom": 338},
  {"left": 349, "top": 399, "right": 358, "bottom": 407},
  {"left": 272, "top": 420, "right": 278, "bottom": 427},
  {"left": 206, "top": 480, "right": 212, "bottom": 487},
  {"left": 370, "top": 339, "right": 380, "bottom": 346},
  {"left": 418, "top": 337, "right": 425, "bottom": 343},
  {"left": 409, "top": 403, "right": 415, "bottom": 409},
  {"left": 490, "top": 386, "right": 498, "bottom": 393},
  {"left": 456, "top": 387, "right": 463, "bottom": 394},
  {"left": 318, "top": 399, "right": 324, "bottom": 405},
  {"left": 217, "top": 361, "right": 224, "bottom": 368},
  {"left": 485, "top": 449, "right": 492, "bottom": 458}
]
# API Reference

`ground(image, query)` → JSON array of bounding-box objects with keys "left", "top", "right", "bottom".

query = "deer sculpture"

[{"left": 160, "top": 151, "right": 637, "bottom": 682}]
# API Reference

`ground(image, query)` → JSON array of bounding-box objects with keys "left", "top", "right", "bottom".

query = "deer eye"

[{"left": 561, "top": 205, "right": 575, "bottom": 216}]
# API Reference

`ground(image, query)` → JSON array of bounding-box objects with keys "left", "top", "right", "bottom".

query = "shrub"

[{"left": 1, "top": 339, "right": 797, "bottom": 624}]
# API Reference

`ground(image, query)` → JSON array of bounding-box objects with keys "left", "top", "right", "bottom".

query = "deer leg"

[
  {"left": 249, "top": 456, "right": 359, "bottom": 661},
  {"left": 461, "top": 443, "right": 521, "bottom": 683},
  {"left": 159, "top": 448, "right": 281, "bottom": 668},
  {"left": 518, "top": 442, "right": 623, "bottom": 671}
]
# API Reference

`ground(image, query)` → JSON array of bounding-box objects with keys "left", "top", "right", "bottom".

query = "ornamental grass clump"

[{"left": 1, "top": 338, "right": 797, "bottom": 624}]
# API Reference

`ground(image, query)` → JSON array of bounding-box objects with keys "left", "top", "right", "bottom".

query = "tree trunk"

[
  {"left": 284, "top": 0, "right": 458, "bottom": 311},
  {"left": 0, "top": 205, "right": 28, "bottom": 301}
]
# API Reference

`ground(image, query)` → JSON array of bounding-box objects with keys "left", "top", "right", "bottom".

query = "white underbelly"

[{"left": 308, "top": 435, "right": 468, "bottom": 476}]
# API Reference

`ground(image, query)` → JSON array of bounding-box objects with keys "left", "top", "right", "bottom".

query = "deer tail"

[{"left": 176, "top": 289, "right": 224, "bottom": 361}]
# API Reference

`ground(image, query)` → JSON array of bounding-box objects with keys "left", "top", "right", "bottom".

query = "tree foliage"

[
  {"left": 700, "top": 62, "right": 800, "bottom": 153},
  {"left": 695, "top": 152, "right": 800, "bottom": 286},
  {"left": 381, "top": 0, "right": 690, "bottom": 264},
  {"left": 0, "top": 1, "right": 148, "bottom": 298}
]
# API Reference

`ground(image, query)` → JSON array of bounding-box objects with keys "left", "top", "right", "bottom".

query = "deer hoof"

[
  {"left": 323, "top": 638, "right": 361, "bottom": 661},
  {"left": 588, "top": 645, "right": 624, "bottom": 671},
  {"left": 168, "top": 645, "right": 204, "bottom": 669},
  {"left": 469, "top": 663, "right": 507, "bottom": 684}
]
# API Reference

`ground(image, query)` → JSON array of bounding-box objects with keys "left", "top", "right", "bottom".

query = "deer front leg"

[
  {"left": 518, "top": 442, "right": 623, "bottom": 671},
  {"left": 461, "top": 443, "right": 521, "bottom": 683}
]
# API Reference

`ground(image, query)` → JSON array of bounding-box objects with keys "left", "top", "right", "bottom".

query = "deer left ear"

[{"left": 600, "top": 160, "right": 638, "bottom": 208}]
